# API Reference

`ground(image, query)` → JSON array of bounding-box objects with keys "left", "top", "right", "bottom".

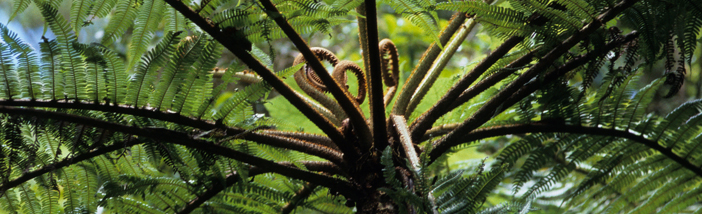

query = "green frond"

[
  {"left": 657, "top": 184, "right": 702, "bottom": 214},
  {"left": 0, "top": 23, "right": 43, "bottom": 100},
  {"left": 381, "top": 147, "right": 402, "bottom": 188},
  {"left": 101, "top": 0, "right": 140, "bottom": 45},
  {"left": 38, "top": 3, "right": 86, "bottom": 100},
  {"left": 18, "top": 183, "right": 40, "bottom": 214},
  {"left": 38, "top": 37, "right": 62, "bottom": 100},
  {"left": 211, "top": 64, "right": 302, "bottom": 125},
  {"left": 126, "top": 0, "right": 166, "bottom": 71},
  {"left": 70, "top": 0, "right": 92, "bottom": 34},
  {"left": 165, "top": 0, "right": 191, "bottom": 33},
  {"left": 90, "top": 0, "right": 119, "bottom": 18},
  {"left": 127, "top": 31, "right": 182, "bottom": 107},
  {"left": 0, "top": 41, "right": 21, "bottom": 99},
  {"left": 173, "top": 38, "right": 220, "bottom": 115},
  {"left": 9, "top": 0, "right": 32, "bottom": 22},
  {"left": 195, "top": 0, "right": 227, "bottom": 17},
  {"left": 149, "top": 34, "right": 205, "bottom": 110},
  {"left": 381, "top": 0, "right": 441, "bottom": 46}
]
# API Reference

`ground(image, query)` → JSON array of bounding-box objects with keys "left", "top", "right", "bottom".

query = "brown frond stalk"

[
  {"left": 391, "top": 115, "right": 420, "bottom": 170},
  {"left": 262, "top": 130, "right": 339, "bottom": 151},
  {"left": 405, "top": 19, "right": 479, "bottom": 117},
  {"left": 162, "top": 0, "right": 358, "bottom": 159},
  {"left": 0, "top": 100, "right": 344, "bottom": 163},
  {"left": 380, "top": 39, "right": 400, "bottom": 106}
]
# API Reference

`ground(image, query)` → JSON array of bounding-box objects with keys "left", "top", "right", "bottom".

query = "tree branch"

[
  {"left": 162, "top": 0, "right": 353, "bottom": 158},
  {"left": 0, "top": 106, "right": 361, "bottom": 199},
  {"left": 430, "top": 0, "right": 641, "bottom": 156},
  {"left": 426, "top": 123, "right": 702, "bottom": 180},
  {"left": 257, "top": 0, "right": 373, "bottom": 151}
]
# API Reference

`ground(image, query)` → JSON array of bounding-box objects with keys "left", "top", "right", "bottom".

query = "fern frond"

[
  {"left": 38, "top": 3, "right": 86, "bottom": 100},
  {"left": 149, "top": 34, "right": 205, "bottom": 110},
  {"left": 9, "top": 0, "right": 32, "bottom": 22},
  {"left": 70, "top": 0, "right": 92, "bottom": 34},
  {"left": 101, "top": 0, "right": 140, "bottom": 45},
  {"left": 127, "top": 31, "right": 182, "bottom": 107},
  {"left": 0, "top": 41, "right": 21, "bottom": 99},
  {"left": 126, "top": 0, "right": 166, "bottom": 71},
  {"left": 0, "top": 24, "right": 43, "bottom": 100},
  {"left": 39, "top": 37, "right": 62, "bottom": 100},
  {"left": 90, "top": 0, "right": 119, "bottom": 18},
  {"left": 173, "top": 38, "right": 220, "bottom": 115}
]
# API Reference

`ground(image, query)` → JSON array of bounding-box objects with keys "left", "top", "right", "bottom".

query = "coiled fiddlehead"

[
  {"left": 292, "top": 41, "right": 398, "bottom": 122},
  {"left": 293, "top": 48, "right": 348, "bottom": 121},
  {"left": 333, "top": 60, "right": 367, "bottom": 104},
  {"left": 379, "top": 39, "right": 399, "bottom": 106}
]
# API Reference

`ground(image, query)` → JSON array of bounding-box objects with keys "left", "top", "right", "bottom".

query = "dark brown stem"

[
  {"left": 0, "top": 106, "right": 361, "bottom": 199},
  {"left": 162, "top": 0, "right": 353, "bottom": 158},
  {"left": 430, "top": 0, "right": 641, "bottom": 158},
  {"left": 362, "top": 0, "right": 388, "bottom": 150},
  {"left": 409, "top": 36, "right": 524, "bottom": 142},
  {"left": 0, "top": 99, "right": 345, "bottom": 165},
  {"left": 262, "top": 130, "right": 339, "bottom": 151},
  {"left": 257, "top": 0, "right": 373, "bottom": 151},
  {"left": 427, "top": 123, "right": 702, "bottom": 180}
]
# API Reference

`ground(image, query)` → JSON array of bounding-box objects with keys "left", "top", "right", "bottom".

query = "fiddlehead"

[
  {"left": 333, "top": 60, "right": 366, "bottom": 105},
  {"left": 293, "top": 48, "right": 348, "bottom": 121},
  {"left": 379, "top": 39, "right": 399, "bottom": 106}
]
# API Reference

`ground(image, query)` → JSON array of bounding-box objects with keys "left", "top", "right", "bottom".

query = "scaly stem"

[
  {"left": 363, "top": 0, "right": 387, "bottom": 150},
  {"left": 391, "top": 115, "right": 420, "bottom": 170},
  {"left": 392, "top": 12, "right": 467, "bottom": 116},
  {"left": 405, "top": 19, "right": 477, "bottom": 117}
]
